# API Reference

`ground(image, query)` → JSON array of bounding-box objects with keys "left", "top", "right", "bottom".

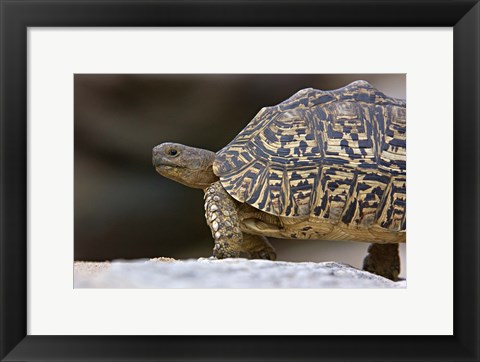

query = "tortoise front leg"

[
  {"left": 204, "top": 181, "right": 276, "bottom": 260},
  {"left": 362, "top": 243, "right": 400, "bottom": 281}
]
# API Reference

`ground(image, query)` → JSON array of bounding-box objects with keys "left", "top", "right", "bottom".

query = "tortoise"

[{"left": 152, "top": 80, "right": 406, "bottom": 280}]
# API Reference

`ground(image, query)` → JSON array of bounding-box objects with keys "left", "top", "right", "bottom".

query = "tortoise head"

[{"left": 152, "top": 142, "right": 219, "bottom": 189}]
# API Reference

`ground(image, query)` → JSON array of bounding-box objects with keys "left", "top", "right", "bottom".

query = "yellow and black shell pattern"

[{"left": 213, "top": 81, "right": 406, "bottom": 232}]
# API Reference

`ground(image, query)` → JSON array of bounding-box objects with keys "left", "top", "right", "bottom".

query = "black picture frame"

[{"left": 1, "top": 1, "right": 479, "bottom": 361}]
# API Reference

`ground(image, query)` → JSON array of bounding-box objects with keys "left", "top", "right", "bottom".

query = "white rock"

[{"left": 74, "top": 259, "right": 406, "bottom": 289}]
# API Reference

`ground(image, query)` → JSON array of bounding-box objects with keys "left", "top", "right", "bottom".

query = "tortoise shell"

[{"left": 213, "top": 81, "right": 406, "bottom": 232}]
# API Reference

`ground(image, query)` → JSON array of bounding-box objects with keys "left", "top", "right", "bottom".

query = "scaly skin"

[
  {"left": 204, "top": 181, "right": 276, "bottom": 260},
  {"left": 363, "top": 243, "right": 400, "bottom": 281}
]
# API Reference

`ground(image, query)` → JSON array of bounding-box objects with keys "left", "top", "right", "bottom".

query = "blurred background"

[{"left": 74, "top": 74, "right": 406, "bottom": 277}]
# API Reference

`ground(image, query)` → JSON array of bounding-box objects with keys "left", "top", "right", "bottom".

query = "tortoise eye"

[{"left": 167, "top": 149, "right": 178, "bottom": 157}]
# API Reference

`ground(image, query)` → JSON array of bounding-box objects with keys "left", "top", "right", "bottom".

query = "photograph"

[{"left": 73, "top": 74, "right": 407, "bottom": 288}]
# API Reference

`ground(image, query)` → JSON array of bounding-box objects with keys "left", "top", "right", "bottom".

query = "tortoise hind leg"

[
  {"left": 204, "top": 181, "right": 276, "bottom": 260},
  {"left": 241, "top": 233, "right": 276, "bottom": 260},
  {"left": 362, "top": 243, "right": 400, "bottom": 281}
]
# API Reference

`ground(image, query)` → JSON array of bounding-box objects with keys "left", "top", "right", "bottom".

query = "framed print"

[{"left": 1, "top": 0, "right": 479, "bottom": 361}]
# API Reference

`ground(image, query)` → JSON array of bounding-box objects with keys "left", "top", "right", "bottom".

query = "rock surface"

[{"left": 74, "top": 258, "right": 406, "bottom": 288}]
